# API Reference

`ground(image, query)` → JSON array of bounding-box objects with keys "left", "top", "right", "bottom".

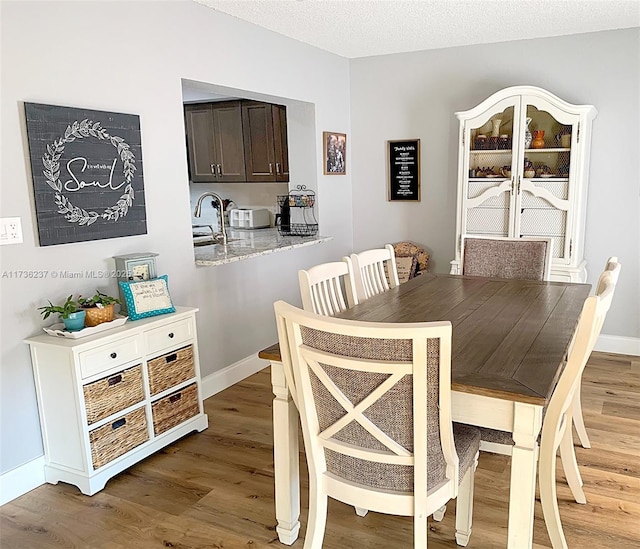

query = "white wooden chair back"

[
  {"left": 461, "top": 235, "right": 553, "bottom": 281},
  {"left": 274, "top": 300, "right": 477, "bottom": 548},
  {"left": 298, "top": 261, "right": 357, "bottom": 316},
  {"left": 571, "top": 256, "right": 622, "bottom": 451},
  {"left": 538, "top": 272, "right": 617, "bottom": 549},
  {"left": 348, "top": 244, "right": 399, "bottom": 302},
  {"left": 595, "top": 256, "right": 621, "bottom": 294}
]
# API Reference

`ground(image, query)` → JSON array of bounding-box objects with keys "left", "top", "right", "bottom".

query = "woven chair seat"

[
  {"left": 478, "top": 426, "right": 515, "bottom": 445},
  {"left": 453, "top": 423, "right": 481, "bottom": 484}
]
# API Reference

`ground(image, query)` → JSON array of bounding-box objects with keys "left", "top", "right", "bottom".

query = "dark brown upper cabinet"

[
  {"left": 184, "top": 101, "right": 246, "bottom": 182},
  {"left": 241, "top": 101, "right": 289, "bottom": 182}
]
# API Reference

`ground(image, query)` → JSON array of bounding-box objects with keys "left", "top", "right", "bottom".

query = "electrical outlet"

[{"left": 0, "top": 217, "right": 24, "bottom": 245}]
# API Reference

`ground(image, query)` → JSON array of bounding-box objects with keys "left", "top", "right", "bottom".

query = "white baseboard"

[
  {"left": 0, "top": 456, "right": 46, "bottom": 506},
  {"left": 201, "top": 353, "right": 268, "bottom": 400},
  {"left": 595, "top": 334, "right": 640, "bottom": 356}
]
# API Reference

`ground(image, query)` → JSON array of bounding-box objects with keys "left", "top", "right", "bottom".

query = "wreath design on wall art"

[{"left": 41, "top": 119, "right": 136, "bottom": 225}]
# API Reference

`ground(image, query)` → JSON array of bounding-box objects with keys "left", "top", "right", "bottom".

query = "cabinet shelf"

[
  {"left": 470, "top": 149, "right": 512, "bottom": 154},
  {"left": 524, "top": 148, "right": 570, "bottom": 153}
]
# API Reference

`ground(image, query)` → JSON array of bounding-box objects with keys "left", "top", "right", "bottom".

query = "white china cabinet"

[{"left": 450, "top": 86, "right": 597, "bottom": 282}]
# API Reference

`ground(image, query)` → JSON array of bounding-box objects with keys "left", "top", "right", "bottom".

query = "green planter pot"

[{"left": 62, "top": 310, "right": 86, "bottom": 332}]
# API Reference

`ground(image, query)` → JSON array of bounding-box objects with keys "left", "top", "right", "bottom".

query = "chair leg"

[
  {"left": 455, "top": 455, "right": 477, "bottom": 547},
  {"left": 572, "top": 389, "right": 591, "bottom": 449},
  {"left": 559, "top": 423, "right": 586, "bottom": 504},
  {"left": 304, "top": 481, "right": 328, "bottom": 549},
  {"left": 539, "top": 445, "right": 569, "bottom": 549},
  {"left": 432, "top": 504, "right": 446, "bottom": 521},
  {"left": 354, "top": 506, "right": 368, "bottom": 517},
  {"left": 414, "top": 505, "right": 428, "bottom": 548}
]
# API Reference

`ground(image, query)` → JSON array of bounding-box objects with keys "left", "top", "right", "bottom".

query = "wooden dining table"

[{"left": 259, "top": 272, "right": 591, "bottom": 548}]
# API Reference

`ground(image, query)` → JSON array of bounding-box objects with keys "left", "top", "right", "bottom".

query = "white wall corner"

[
  {"left": 201, "top": 353, "right": 268, "bottom": 400},
  {"left": 0, "top": 456, "right": 46, "bottom": 506},
  {"left": 595, "top": 334, "right": 640, "bottom": 356}
]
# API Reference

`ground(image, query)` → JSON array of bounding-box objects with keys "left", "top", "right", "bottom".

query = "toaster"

[{"left": 228, "top": 208, "right": 271, "bottom": 229}]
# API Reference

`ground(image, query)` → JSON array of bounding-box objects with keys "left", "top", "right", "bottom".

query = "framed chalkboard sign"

[
  {"left": 388, "top": 139, "right": 420, "bottom": 202},
  {"left": 24, "top": 103, "right": 147, "bottom": 246}
]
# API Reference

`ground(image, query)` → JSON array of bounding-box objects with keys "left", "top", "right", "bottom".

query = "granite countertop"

[{"left": 194, "top": 227, "right": 333, "bottom": 266}]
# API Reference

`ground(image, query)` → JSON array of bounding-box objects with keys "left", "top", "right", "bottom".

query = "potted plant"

[
  {"left": 78, "top": 290, "right": 121, "bottom": 327},
  {"left": 38, "top": 295, "right": 86, "bottom": 332}
]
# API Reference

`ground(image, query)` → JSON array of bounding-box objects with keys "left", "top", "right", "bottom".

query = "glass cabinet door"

[
  {"left": 514, "top": 97, "right": 576, "bottom": 264},
  {"left": 462, "top": 99, "right": 520, "bottom": 239}
]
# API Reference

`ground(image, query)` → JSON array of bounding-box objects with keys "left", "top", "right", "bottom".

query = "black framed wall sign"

[
  {"left": 388, "top": 139, "right": 420, "bottom": 202},
  {"left": 24, "top": 103, "right": 147, "bottom": 246}
]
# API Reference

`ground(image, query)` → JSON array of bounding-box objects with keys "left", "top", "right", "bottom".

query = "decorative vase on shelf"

[
  {"left": 532, "top": 130, "right": 546, "bottom": 149},
  {"left": 524, "top": 117, "right": 532, "bottom": 148},
  {"left": 489, "top": 118, "right": 502, "bottom": 149},
  {"left": 491, "top": 118, "right": 502, "bottom": 137}
]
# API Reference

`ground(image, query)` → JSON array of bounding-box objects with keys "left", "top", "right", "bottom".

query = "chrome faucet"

[{"left": 194, "top": 192, "right": 227, "bottom": 245}]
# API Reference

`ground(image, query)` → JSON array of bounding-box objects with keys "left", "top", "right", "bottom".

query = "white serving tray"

[{"left": 43, "top": 315, "right": 128, "bottom": 339}]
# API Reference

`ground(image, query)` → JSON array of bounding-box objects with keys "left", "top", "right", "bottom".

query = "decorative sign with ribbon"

[
  {"left": 388, "top": 139, "right": 420, "bottom": 202},
  {"left": 24, "top": 103, "right": 147, "bottom": 246}
]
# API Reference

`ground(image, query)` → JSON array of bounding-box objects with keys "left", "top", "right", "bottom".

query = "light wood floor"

[{"left": 2, "top": 351, "right": 639, "bottom": 548}]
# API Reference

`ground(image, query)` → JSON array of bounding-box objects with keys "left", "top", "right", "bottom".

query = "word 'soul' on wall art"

[{"left": 24, "top": 103, "right": 147, "bottom": 246}]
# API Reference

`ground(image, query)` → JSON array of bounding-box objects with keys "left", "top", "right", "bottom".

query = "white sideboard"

[{"left": 25, "top": 306, "right": 208, "bottom": 495}]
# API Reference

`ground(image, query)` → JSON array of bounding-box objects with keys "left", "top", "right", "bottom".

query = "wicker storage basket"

[
  {"left": 147, "top": 345, "right": 195, "bottom": 395},
  {"left": 83, "top": 365, "right": 145, "bottom": 425},
  {"left": 84, "top": 304, "right": 116, "bottom": 327},
  {"left": 89, "top": 407, "right": 149, "bottom": 469},
  {"left": 151, "top": 383, "right": 199, "bottom": 435}
]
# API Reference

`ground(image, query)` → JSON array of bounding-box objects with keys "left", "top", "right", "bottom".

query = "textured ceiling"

[{"left": 195, "top": 0, "right": 640, "bottom": 58}]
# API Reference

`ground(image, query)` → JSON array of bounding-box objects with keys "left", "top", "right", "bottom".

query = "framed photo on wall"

[
  {"left": 388, "top": 139, "right": 420, "bottom": 201},
  {"left": 323, "top": 132, "right": 347, "bottom": 175}
]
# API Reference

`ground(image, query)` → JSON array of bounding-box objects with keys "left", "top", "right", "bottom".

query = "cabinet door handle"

[
  {"left": 276, "top": 162, "right": 281, "bottom": 174},
  {"left": 269, "top": 163, "right": 273, "bottom": 175},
  {"left": 168, "top": 332, "right": 174, "bottom": 339},
  {"left": 210, "top": 163, "right": 216, "bottom": 175},
  {"left": 111, "top": 418, "right": 126, "bottom": 430},
  {"left": 107, "top": 374, "right": 123, "bottom": 386},
  {"left": 517, "top": 176, "right": 522, "bottom": 194},
  {"left": 110, "top": 352, "right": 117, "bottom": 359},
  {"left": 217, "top": 164, "right": 222, "bottom": 178}
]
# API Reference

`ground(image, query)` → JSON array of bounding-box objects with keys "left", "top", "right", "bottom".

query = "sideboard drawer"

[
  {"left": 151, "top": 383, "right": 199, "bottom": 435},
  {"left": 79, "top": 336, "right": 141, "bottom": 378},
  {"left": 144, "top": 318, "right": 193, "bottom": 355},
  {"left": 89, "top": 407, "right": 149, "bottom": 470},
  {"left": 83, "top": 365, "right": 145, "bottom": 425},
  {"left": 147, "top": 345, "right": 195, "bottom": 396}
]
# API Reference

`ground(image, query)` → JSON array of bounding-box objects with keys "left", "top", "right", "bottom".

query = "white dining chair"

[
  {"left": 461, "top": 235, "right": 553, "bottom": 281},
  {"left": 298, "top": 261, "right": 358, "bottom": 316},
  {"left": 572, "top": 256, "right": 621, "bottom": 448},
  {"left": 537, "top": 269, "right": 617, "bottom": 548},
  {"left": 347, "top": 244, "right": 399, "bottom": 303},
  {"left": 274, "top": 300, "right": 480, "bottom": 548},
  {"left": 447, "top": 270, "right": 619, "bottom": 549}
]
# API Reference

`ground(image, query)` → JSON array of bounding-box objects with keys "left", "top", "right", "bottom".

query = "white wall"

[
  {"left": 350, "top": 28, "right": 640, "bottom": 339},
  {"left": 0, "top": 1, "right": 352, "bottom": 474}
]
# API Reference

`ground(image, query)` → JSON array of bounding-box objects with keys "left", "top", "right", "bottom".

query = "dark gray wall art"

[{"left": 24, "top": 103, "right": 147, "bottom": 246}]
